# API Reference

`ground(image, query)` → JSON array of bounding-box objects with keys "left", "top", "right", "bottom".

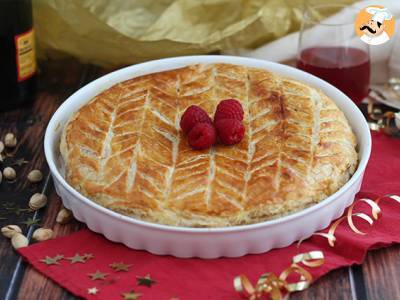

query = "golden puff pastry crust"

[{"left": 60, "top": 63, "right": 358, "bottom": 227}]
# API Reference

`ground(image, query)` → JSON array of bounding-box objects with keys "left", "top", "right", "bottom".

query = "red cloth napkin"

[{"left": 18, "top": 132, "right": 400, "bottom": 300}]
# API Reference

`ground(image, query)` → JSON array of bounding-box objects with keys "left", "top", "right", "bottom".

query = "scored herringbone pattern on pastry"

[{"left": 60, "top": 63, "right": 357, "bottom": 227}]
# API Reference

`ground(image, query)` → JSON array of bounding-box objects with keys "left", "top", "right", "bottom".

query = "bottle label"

[{"left": 15, "top": 29, "right": 36, "bottom": 82}]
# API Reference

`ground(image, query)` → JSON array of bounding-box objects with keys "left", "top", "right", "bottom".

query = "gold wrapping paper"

[{"left": 33, "top": 0, "right": 356, "bottom": 67}]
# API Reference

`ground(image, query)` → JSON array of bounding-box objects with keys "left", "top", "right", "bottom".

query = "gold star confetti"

[
  {"left": 67, "top": 253, "right": 86, "bottom": 264},
  {"left": 88, "top": 270, "right": 108, "bottom": 281},
  {"left": 40, "top": 255, "right": 63, "bottom": 265},
  {"left": 110, "top": 262, "right": 131, "bottom": 272},
  {"left": 122, "top": 290, "right": 142, "bottom": 300},
  {"left": 136, "top": 274, "right": 157, "bottom": 287},
  {"left": 87, "top": 287, "right": 99, "bottom": 295},
  {"left": 84, "top": 253, "right": 94, "bottom": 260},
  {"left": 54, "top": 254, "right": 64, "bottom": 261}
]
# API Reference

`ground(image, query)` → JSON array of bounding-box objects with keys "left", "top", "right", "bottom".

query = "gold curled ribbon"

[
  {"left": 234, "top": 251, "right": 324, "bottom": 300},
  {"left": 309, "top": 194, "right": 400, "bottom": 247},
  {"left": 234, "top": 273, "right": 287, "bottom": 300},
  {"left": 292, "top": 251, "right": 324, "bottom": 268},
  {"left": 279, "top": 264, "right": 311, "bottom": 292},
  {"left": 375, "top": 194, "right": 400, "bottom": 206}
]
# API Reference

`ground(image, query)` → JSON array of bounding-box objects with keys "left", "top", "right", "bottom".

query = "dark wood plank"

[
  {"left": 14, "top": 64, "right": 109, "bottom": 300},
  {"left": 0, "top": 59, "right": 87, "bottom": 300},
  {"left": 362, "top": 245, "right": 400, "bottom": 300},
  {"left": 350, "top": 265, "right": 368, "bottom": 300}
]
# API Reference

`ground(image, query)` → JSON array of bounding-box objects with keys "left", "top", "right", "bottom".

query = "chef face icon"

[
  {"left": 355, "top": 6, "right": 395, "bottom": 46},
  {"left": 360, "top": 19, "right": 386, "bottom": 37}
]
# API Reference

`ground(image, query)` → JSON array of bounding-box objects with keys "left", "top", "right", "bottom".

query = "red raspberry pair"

[{"left": 180, "top": 99, "right": 245, "bottom": 150}]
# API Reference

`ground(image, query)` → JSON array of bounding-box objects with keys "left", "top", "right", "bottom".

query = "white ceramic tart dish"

[{"left": 45, "top": 56, "right": 371, "bottom": 259}]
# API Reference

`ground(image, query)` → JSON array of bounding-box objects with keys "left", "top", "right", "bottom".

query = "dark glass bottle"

[{"left": 0, "top": 0, "right": 37, "bottom": 111}]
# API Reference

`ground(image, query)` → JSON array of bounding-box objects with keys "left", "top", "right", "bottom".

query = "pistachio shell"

[
  {"left": 1, "top": 225, "right": 22, "bottom": 238},
  {"left": 29, "top": 193, "right": 48, "bottom": 210},
  {"left": 11, "top": 233, "right": 28, "bottom": 249},
  {"left": 56, "top": 208, "right": 73, "bottom": 224},
  {"left": 3, "top": 167, "right": 16, "bottom": 180},
  {"left": 0, "top": 141, "right": 4, "bottom": 153},
  {"left": 4, "top": 133, "right": 17, "bottom": 148},
  {"left": 27, "top": 170, "right": 43, "bottom": 183},
  {"left": 32, "top": 228, "right": 54, "bottom": 241}
]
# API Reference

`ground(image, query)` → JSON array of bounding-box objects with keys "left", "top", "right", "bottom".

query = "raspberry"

[
  {"left": 214, "top": 99, "right": 244, "bottom": 122},
  {"left": 180, "top": 105, "right": 212, "bottom": 134},
  {"left": 188, "top": 123, "right": 216, "bottom": 150},
  {"left": 215, "top": 119, "right": 245, "bottom": 145}
]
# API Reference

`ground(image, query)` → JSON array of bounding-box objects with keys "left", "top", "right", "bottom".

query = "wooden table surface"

[{"left": 0, "top": 59, "right": 399, "bottom": 300}]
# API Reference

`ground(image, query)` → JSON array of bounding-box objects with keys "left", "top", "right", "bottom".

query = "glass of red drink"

[{"left": 297, "top": 4, "right": 370, "bottom": 105}]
